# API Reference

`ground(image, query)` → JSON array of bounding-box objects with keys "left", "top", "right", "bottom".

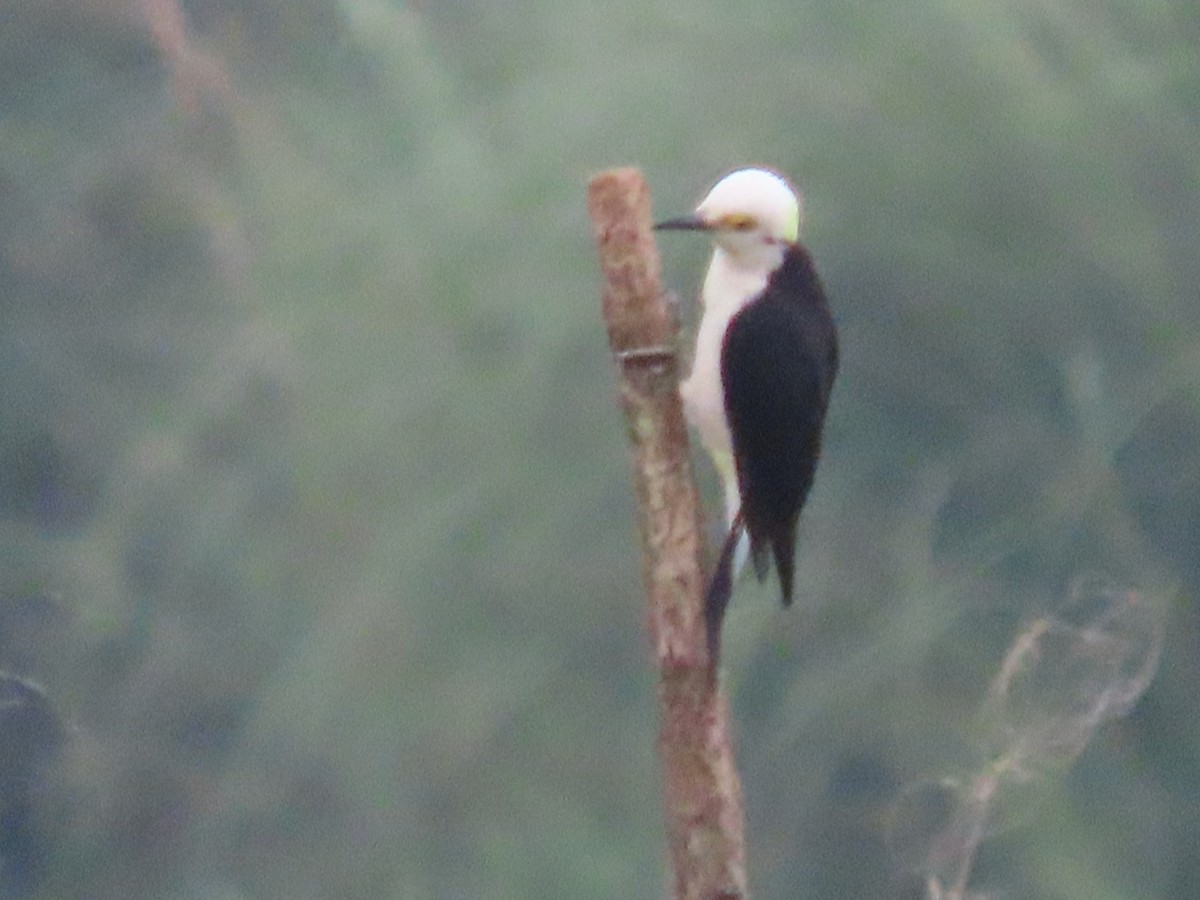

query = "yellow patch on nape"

[
  {"left": 719, "top": 213, "right": 758, "bottom": 232},
  {"left": 782, "top": 204, "right": 800, "bottom": 243}
]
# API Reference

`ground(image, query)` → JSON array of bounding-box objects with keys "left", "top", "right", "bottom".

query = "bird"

[{"left": 654, "top": 168, "right": 838, "bottom": 654}]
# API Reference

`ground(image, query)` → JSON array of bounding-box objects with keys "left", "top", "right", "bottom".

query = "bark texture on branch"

[{"left": 587, "top": 167, "right": 747, "bottom": 900}]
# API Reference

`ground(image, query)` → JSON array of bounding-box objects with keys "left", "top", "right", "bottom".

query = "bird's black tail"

[
  {"left": 772, "top": 521, "right": 798, "bottom": 607},
  {"left": 705, "top": 515, "right": 746, "bottom": 659}
]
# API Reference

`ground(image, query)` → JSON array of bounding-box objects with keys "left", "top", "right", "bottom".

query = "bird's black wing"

[{"left": 719, "top": 243, "right": 838, "bottom": 607}]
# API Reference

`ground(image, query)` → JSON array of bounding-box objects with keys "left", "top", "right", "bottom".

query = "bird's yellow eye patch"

[{"left": 720, "top": 213, "right": 758, "bottom": 232}]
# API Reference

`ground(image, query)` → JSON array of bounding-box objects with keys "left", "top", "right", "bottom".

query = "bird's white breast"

[{"left": 680, "top": 248, "right": 769, "bottom": 522}]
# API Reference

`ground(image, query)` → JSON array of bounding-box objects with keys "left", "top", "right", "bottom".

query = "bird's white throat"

[{"left": 680, "top": 245, "right": 777, "bottom": 525}]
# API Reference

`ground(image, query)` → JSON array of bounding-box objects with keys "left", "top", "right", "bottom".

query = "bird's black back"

[{"left": 718, "top": 242, "right": 838, "bottom": 605}]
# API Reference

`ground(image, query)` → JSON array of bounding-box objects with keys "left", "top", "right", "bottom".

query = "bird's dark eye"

[{"left": 723, "top": 214, "right": 757, "bottom": 231}]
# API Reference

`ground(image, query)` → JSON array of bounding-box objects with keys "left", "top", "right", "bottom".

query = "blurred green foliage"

[{"left": 0, "top": 1, "right": 1198, "bottom": 897}]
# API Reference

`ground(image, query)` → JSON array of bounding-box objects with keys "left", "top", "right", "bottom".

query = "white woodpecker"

[{"left": 655, "top": 167, "right": 838, "bottom": 652}]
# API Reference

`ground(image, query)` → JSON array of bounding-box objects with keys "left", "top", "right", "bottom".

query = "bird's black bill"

[{"left": 653, "top": 214, "right": 710, "bottom": 232}]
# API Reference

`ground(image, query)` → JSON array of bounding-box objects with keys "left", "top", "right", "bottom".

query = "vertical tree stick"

[{"left": 587, "top": 168, "right": 748, "bottom": 900}]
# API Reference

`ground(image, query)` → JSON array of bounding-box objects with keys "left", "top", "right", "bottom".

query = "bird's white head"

[{"left": 656, "top": 167, "right": 802, "bottom": 271}]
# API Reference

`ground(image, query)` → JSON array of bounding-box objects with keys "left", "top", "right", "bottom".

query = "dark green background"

[{"left": 1, "top": 1, "right": 1197, "bottom": 897}]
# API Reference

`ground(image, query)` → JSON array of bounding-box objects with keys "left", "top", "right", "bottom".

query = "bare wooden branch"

[{"left": 587, "top": 167, "right": 748, "bottom": 900}]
